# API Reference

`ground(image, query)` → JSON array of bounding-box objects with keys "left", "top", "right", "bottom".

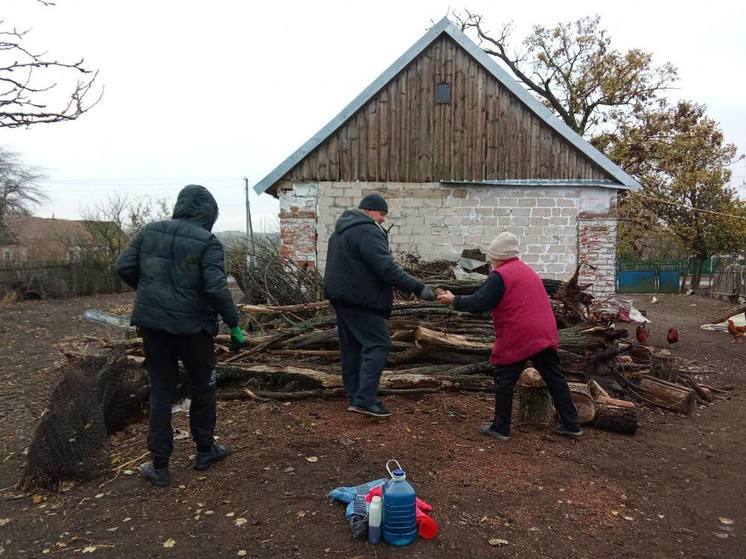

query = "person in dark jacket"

[
  {"left": 324, "top": 193, "right": 435, "bottom": 417},
  {"left": 116, "top": 184, "right": 244, "bottom": 487},
  {"left": 437, "top": 232, "right": 581, "bottom": 440}
]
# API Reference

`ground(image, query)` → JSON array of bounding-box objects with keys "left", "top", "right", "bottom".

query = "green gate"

[{"left": 617, "top": 261, "right": 682, "bottom": 293}]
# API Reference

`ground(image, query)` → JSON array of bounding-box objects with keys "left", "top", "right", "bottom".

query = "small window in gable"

[{"left": 436, "top": 82, "right": 451, "bottom": 104}]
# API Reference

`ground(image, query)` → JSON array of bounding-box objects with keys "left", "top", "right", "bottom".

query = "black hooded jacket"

[
  {"left": 116, "top": 184, "right": 239, "bottom": 336},
  {"left": 323, "top": 209, "right": 423, "bottom": 316}
]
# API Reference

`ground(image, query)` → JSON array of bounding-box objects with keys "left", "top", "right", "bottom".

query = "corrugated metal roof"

[{"left": 253, "top": 17, "right": 641, "bottom": 195}]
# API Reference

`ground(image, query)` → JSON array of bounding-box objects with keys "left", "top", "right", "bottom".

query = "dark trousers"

[
  {"left": 333, "top": 305, "right": 390, "bottom": 408},
  {"left": 141, "top": 328, "right": 217, "bottom": 468},
  {"left": 491, "top": 347, "right": 579, "bottom": 435}
]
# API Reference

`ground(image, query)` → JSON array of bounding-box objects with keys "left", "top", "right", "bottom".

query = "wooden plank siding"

[{"left": 283, "top": 35, "right": 611, "bottom": 184}]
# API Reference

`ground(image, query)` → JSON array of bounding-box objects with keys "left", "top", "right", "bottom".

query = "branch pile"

[{"left": 60, "top": 264, "right": 730, "bottom": 442}]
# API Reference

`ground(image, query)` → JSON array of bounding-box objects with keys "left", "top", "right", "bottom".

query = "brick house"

[{"left": 253, "top": 17, "right": 639, "bottom": 303}]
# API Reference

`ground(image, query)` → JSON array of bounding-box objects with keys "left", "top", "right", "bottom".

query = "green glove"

[{"left": 229, "top": 326, "right": 245, "bottom": 353}]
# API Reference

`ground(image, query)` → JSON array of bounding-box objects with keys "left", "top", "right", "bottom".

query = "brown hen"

[
  {"left": 635, "top": 322, "right": 650, "bottom": 345},
  {"left": 727, "top": 320, "right": 745, "bottom": 343}
]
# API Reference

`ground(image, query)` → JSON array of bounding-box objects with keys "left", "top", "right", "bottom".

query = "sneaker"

[
  {"left": 348, "top": 403, "right": 392, "bottom": 417},
  {"left": 479, "top": 424, "right": 511, "bottom": 440},
  {"left": 194, "top": 445, "right": 231, "bottom": 471},
  {"left": 140, "top": 461, "right": 171, "bottom": 487},
  {"left": 554, "top": 424, "right": 583, "bottom": 438}
]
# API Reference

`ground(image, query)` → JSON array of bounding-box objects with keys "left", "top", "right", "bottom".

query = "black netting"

[{"left": 21, "top": 350, "right": 149, "bottom": 490}]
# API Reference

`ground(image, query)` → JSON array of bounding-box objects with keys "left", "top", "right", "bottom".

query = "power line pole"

[{"left": 244, "top": 177, "right": 255, "bottom": 255}]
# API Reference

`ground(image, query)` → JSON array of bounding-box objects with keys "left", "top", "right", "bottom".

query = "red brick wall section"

[
  {"left": 279, "top": 184, "right": 319, "bottom": 268},
  {"left": 577, "top": 215, "right": 617, "bottom": 309}
]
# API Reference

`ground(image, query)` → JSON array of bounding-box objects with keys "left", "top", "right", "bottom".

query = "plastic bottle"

[
  {"left": 382, "top": 459, "right": 417, "bottom": 546},
  {"left": 368, "top": 496, "right": 382, "bottom": 544}
]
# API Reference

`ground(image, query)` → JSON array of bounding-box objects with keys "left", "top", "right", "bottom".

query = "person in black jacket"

[
  {"left": 116, "top": 184, "right": 244, "bottom": 487},
  {"left": 324, "top": 193, "right": 435, "bottom": 417}
]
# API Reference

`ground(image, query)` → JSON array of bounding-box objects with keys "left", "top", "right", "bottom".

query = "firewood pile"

[{"left": 60, "top": 265, "right": 730, "bottom": 438}]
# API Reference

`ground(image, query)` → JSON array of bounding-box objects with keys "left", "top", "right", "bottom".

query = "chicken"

[
  {"left": 635, "top": 322, "right": 650, "bottom": 345},
  {"left": 727, "top": 320, "right": 746, "bottom": 343},
  {"left": 667, "top": 327, "right": 679, "bottom": 348}
]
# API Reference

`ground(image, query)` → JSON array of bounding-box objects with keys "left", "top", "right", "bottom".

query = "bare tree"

[
  {"left": 0, "top": 147, "right": 47, "bottom": 221},
  {"left": 0, "top": 1, "right": 102, "bottom": 128},
  {"left": 452, "top": 12, "right": 677, "bottom": 136},
  {"left": 80, "top": 194, "right": 171, "bottom": 265}
]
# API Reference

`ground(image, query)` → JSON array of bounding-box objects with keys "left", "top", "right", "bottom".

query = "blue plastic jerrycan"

[{"left": 382, "top": 459, "right": 417, "bottom": 546}]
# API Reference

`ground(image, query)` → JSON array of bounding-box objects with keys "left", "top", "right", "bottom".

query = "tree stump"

[{"left": 514, "top": 368, "right": 553, "bottom": 426}]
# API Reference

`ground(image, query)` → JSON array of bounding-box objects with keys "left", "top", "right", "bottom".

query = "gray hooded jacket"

[{"left": 116, "top": 184, "right": 239, "bottom": 336}]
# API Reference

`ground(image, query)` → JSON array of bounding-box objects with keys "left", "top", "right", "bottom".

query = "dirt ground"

[{"left": 0, "top": 292, "right": 744, "bottom": 558}]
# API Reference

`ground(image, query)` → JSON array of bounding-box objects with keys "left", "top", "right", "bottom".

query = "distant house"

[
  {"left": 253, "top": 17, "right": 639, "bottom": 304},
  {"left": 0, "top": 216, "right": 102, "bottom": 265}
]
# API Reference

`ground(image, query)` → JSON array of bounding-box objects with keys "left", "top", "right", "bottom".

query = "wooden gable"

[{"left": 284, "top": 34, "right": 611, "bottom": 186}]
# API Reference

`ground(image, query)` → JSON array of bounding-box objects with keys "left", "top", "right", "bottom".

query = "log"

[
  {"left": 415, "top": 326, "right": 491, "bottom": 353},
  {"left": 568, "top": 382, "right": 597, "bottom": 425},
  {"left": 239, "top": 301, "right": 330, "bottom": 315},
  {"left": 213, "top": 361, "right": 497, "bottom": 394},
  {"left": 386, "top": 345, "right": 425, "bottom": 365},
  {"left": 594, "top": 402, "right": 638, "bottom": 435},
  {"left": 266, "top": 349, "right": 341, "bottom": 359},
  {"left": 426, "top": 350, "right": 487, "bottom": 364},
  {"left": 282, "top": 328, "right": 339, "bottom": 349},
  {"left": 638, "top": 376, "right": 696, "bottom": 415},
  {"left": 589, "top": 380, "right": 636, "bottom": 409}
]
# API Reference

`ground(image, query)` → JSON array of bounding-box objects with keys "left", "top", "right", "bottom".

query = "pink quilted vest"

[{"left": 489, "top": 258, "right": 559, "bottom": 365}]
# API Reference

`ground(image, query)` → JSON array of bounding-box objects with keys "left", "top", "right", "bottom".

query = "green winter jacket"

[{"left": 116, "top": 184, "right": 239, "bottom": 336}]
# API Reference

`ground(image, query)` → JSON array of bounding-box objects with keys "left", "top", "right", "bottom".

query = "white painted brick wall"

[{"left": 309, "top": 182, "right": 616, "bottom": 283}]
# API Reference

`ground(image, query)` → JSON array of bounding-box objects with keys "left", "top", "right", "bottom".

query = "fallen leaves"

[
  {"left": 305, "top": 456, "right": 318, "bottom": 463},
  {"left": 163, "top": 538, "right": 176, "bottom": 548},
  {"left": 719, "top": 517, "right": 734, "bottom": 525},
  {"left": 82, "top": 546, "right": 97, "bottom": 553},
  {"left": 0, "top": 518, "right": 9, "bottom": 526},
  {"left": 234, "top": 517, "right": 247, "bottom": 527},
  {"left": 32, "top": 494, "right": 43, "bottom": 504}
]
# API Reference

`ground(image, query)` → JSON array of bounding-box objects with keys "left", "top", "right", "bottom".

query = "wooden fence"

[{"left": 710, "top": 260, "right": 745, "bottom": 303}]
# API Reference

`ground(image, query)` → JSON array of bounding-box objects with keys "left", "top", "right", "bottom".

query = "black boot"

[
  {"left": 140, "top": 461, "right": 171, "bottom": 487},
  {"left": 194, "top": 445, "right": 230, "bottom": 471}
]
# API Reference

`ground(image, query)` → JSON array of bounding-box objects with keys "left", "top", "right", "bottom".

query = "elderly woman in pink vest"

[{"left": 436, "top": 232, "right": 581, "bottom": 440}]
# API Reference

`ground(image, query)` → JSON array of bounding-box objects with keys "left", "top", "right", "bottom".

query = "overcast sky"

[{"left": 2, "top": 0, "right": 745, "bottom": 232}]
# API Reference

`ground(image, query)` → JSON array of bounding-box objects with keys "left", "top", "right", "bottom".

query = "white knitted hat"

[{"left": 486, "top": 232, "right": 520, "bottom": 260}]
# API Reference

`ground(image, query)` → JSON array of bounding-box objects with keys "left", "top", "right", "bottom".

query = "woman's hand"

[{"left": 436, "top": 290, "right": 455, "bottom": 305}]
